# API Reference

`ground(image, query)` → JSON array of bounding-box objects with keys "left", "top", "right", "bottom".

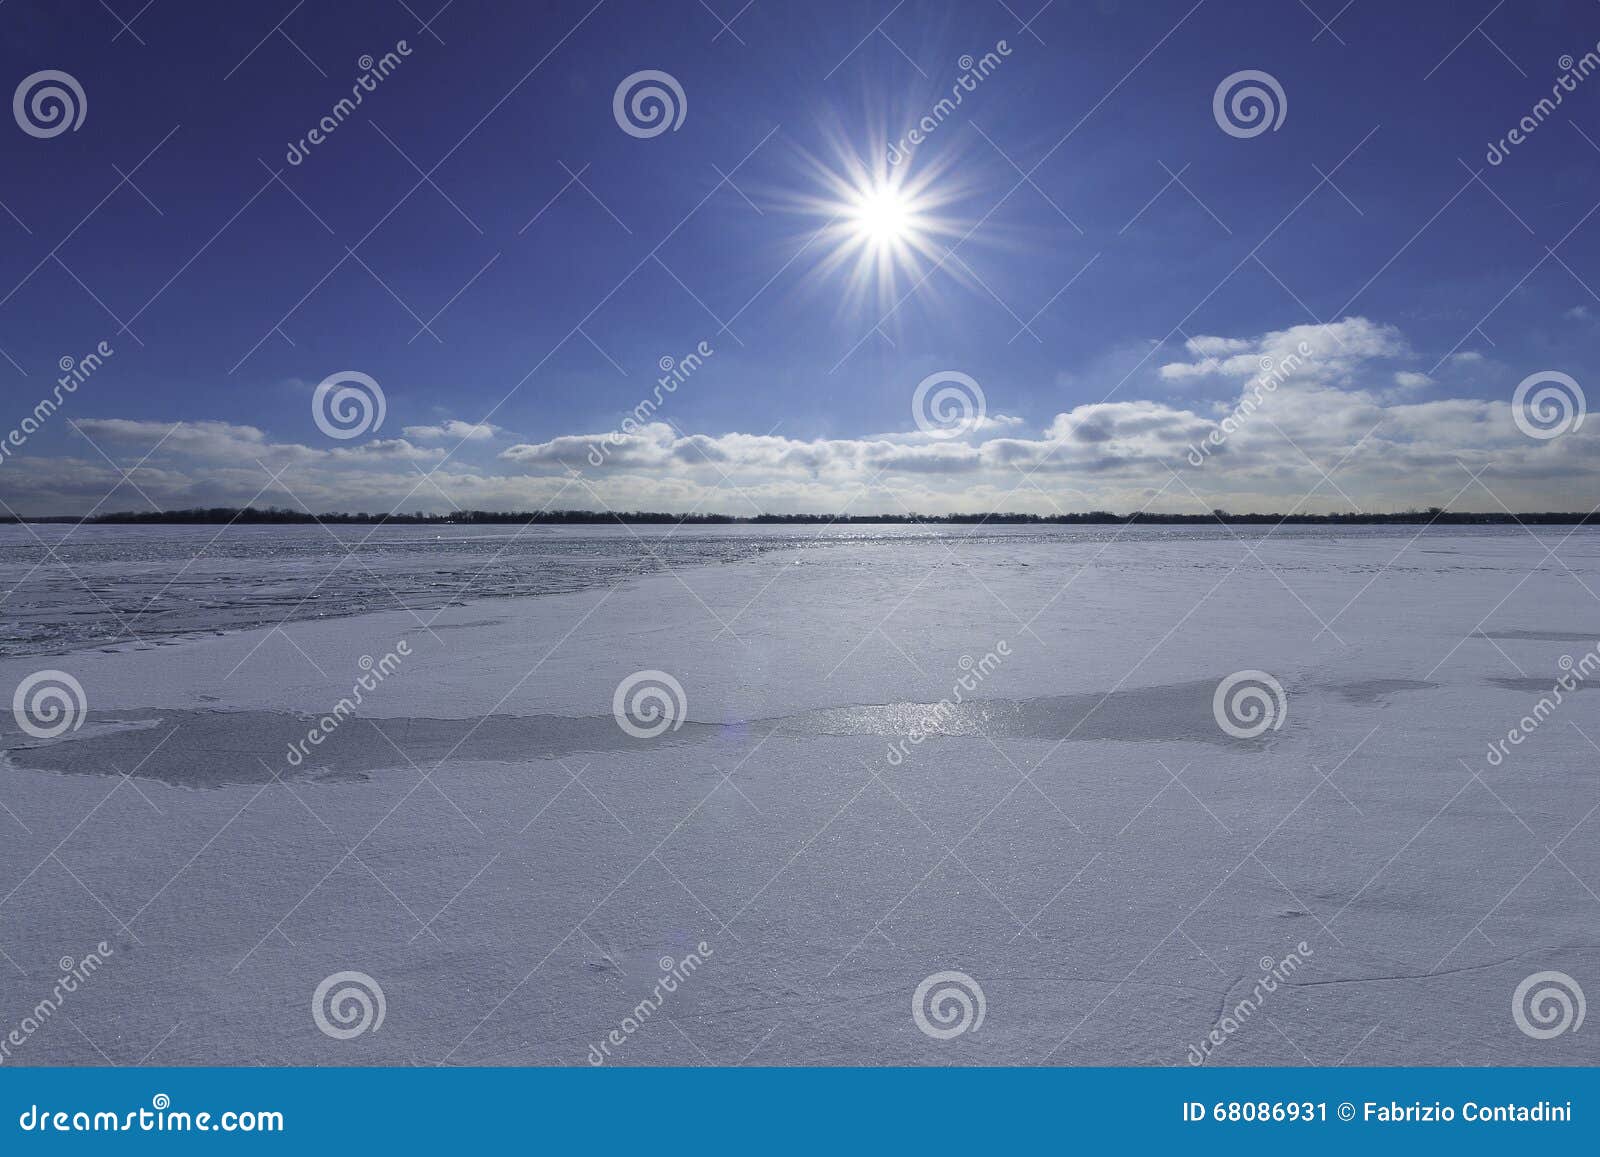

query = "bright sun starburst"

[
  {"left": 786, "top": 139, "right": 970, "bottom": 315},
  {"left": 849, "top": 184, "right": 915, "bottom": 248}
]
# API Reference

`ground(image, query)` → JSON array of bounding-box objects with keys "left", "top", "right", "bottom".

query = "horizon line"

[{"left": 5, "top": 506, "right": 1600, "bottom": 527}]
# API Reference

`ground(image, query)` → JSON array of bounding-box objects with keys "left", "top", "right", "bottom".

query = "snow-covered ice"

[{"left": 1, "top": 525, "right": 1597, "bottom": 1066}]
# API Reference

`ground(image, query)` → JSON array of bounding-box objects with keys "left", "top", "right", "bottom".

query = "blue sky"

[{"left": 1, "top": 0, "right": 1598, "bottom": 515}]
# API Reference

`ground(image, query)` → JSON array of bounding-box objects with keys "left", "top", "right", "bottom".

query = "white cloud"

[
  {"left": 402, "top": 419, "right": 500, "bottom": 441},
  {"left": 1159, "top": 317, "right": 1408, "bottom": 385},
  {"left": 1385, "top": 370, "right": 1434, "bottom": 400},
  {"left": 7, "top": 319, "right": 1597, "bottom": 516},
  {"left": 70, "top": 419, "right": 443, "bottom": 466}
]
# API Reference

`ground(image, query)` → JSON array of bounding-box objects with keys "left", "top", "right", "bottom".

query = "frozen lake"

[
  {"left": 0, "top": 520, "right": 1537, "bottom": 656},
  {"left": 0, "top": 524, "right": 1597, "bottom": 1066}
]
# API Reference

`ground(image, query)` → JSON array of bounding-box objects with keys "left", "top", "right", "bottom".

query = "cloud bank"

[{"left": 1, "top": 319, "right": 1593, "bottom": 517}]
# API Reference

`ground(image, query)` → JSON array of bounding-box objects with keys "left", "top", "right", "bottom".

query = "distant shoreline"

[{"left": 4, "top": 506, "right": 1599, "bottom": 526}]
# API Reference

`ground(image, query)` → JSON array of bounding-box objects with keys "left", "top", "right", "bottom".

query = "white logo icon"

[
  {"left": 1513, "top": 971, "right": 1585, "bottom": 1039},
  {"left": 1511, "top": 371, "right": 1584, "bottom": 440},
  {"left": 14, "top": 70, "right": 86, "bottom": 139},
  {"left": 612, "top": 670, "right": 687, "bottom": 738},
  {"left": 912, "top": 970, "right": 986, "bottom": 1040},
  {"left": 1212, "top": 670, "right": 1287, "bottom": 739},
  {"left": 12, "top": 670, "right": 86, "bottom": 739},
  {"left": 312, "top": 970, "right": 386, "bottom": 1039},
  {"left": 312, "top": 371, "right": 386, "bottom": 440},
  {"left": 1213, "top": 70, "right": 1286, "bottom": 139},
  {"left": 613, "top": 70, "right": 686, "bottom": 139},
  {"left": 912, "top": 371, "right": 986, "bottom": 439}
]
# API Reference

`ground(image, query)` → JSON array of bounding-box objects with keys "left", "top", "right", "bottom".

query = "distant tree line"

[{"left": 5, "top": 505, "right": 1600, "bottom": 526}]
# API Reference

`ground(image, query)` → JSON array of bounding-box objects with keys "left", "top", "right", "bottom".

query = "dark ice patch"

[
  {"left": 1488, "top": 677, "right": 1600, "bottom": 694},
  {"left": 3, "top": 707, "right": 718, "bottom": 787},
  {"left": 1329, "top": 679, "right": 1438, "bottom": 704},
  {"left": 1474, "top": 630, "right": 1600, "bottom": 643}
]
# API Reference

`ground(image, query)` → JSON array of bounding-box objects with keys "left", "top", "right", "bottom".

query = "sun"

[
  {"left": 788, "top": 146, "right": 969, "bottom": 314},
  {"left": 849, "top": 183, "right": 916, "bottom": 248}
]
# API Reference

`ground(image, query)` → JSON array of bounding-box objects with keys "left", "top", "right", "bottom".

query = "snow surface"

[{"left": 1, "top": 526, "right": 1597, "bottom": 1066}]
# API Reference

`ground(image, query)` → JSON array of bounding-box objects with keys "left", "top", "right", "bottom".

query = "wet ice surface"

[
  {"left": 0, "top": 678, "right": 1547, "bottom": 785},
  {"left": 2, "top": 683, "right": 1262, "bottom": 788},
  {"left": 1, "top": 525, "right": 1599, "bottom": 1067}
]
